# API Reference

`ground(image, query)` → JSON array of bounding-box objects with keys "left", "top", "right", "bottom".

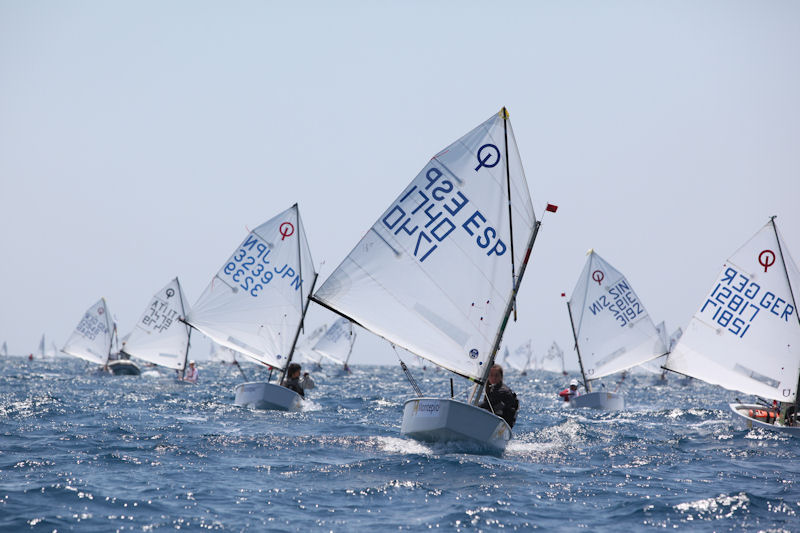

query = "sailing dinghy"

[
  {"left": 186, "top": 204, "right": 317, "bottom": 411},
  {"left": 311, "top": 317, "right": 356, "bottom": 373},
  {"left": 63, "top": 298, "right": 140, "bottom": 375},
  {"left": 566, "top": 250, "right": 667, "bottom": 409},
  {"left": 313, "top": 108, "right": 543, "bottom": 451},
  {"left": 664, "top": 217, "right": 800, "bottom": 433},
  {"left": 121, "top": 277, "right": 192, "bottom": 377},
  {"left": 502, "top": 341, "right": 534, "bottom": 375},
  {"left": 542, "top": 341, "right": 568, "bottom": 375}
]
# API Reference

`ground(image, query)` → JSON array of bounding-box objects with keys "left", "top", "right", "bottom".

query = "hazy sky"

[{"left": 2, "top": 1, "right": 798, "bottom": 369}]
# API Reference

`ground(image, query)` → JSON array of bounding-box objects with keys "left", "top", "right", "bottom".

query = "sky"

[{"left": 1, "top": 1, "right": 799, "bottom": 370}]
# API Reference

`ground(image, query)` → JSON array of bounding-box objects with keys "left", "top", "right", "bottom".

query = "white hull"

[
  {"left": 569, "top": 391, "right": 624, "bottom": 410},
  {"left": 233, "top": 381, "right": 303, "bottom": 411},
  {"left": 728, "top": 403, "right": 800, "bottom": 435},
  {"left": 400, "top": 398, "right": 511, "bottom": 451}
]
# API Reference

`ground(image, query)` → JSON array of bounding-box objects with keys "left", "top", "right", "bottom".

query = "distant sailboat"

[
  {"left": 311, "top": 317, "right": 356, "bottom": 372},
  {"left": 313, "top": 108, "right": 544, "bottom": 451},
  {"left": 186, "top": 204, "right": 317, "bottom": 411},
  {"left": 1, "top": 341, "right": 7, "bottom": 356},
  {"left": 121, "top": 277, "right": 191, "bottom": 376},
  {"left": 664, "top": 217, "right": 800, "bottom": 433},
  {"left": 503, "top": 341, "right": 533, "bottom": 375},
  {"left": 542, "top": 341, "right": 567, "bottom": 375},
  {"left": 635, "top": 322, "right": 682, "bottom": 379},
  {"left": 566, "top": 250, "right": 667, "bottom": 409},
  {"left": 38, "top": 334, "right": 59, "bottom": 360},
  {"left": 293, "top": 324, "right": 328, "bottom": 369},
  {"left": 62, "top": 298, "right": 137, "bottom": 375}
]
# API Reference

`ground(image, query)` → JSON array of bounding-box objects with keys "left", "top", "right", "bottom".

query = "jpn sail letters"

[
  {"left": 187, "top": 204, "right": 316, "bottom": 370},
  {"left": 314, "top": 110, "right": 537, "bottom": 380},
  {"left": 666, "top": 220, "right": 800, "bottom": 402},
  {"left": 569, "top": 251, "right": 666, "bottom": 380}
]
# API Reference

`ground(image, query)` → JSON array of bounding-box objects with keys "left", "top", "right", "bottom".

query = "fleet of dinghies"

[
  {"left": 17, "top": 108, "right": 800, "bottom": 449},
  {"left": 566, "top": 250, "right": 668, "bottom": 410}
]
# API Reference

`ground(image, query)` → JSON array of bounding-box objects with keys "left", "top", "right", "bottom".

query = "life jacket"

[{"left": 748, "top": 409, "right": 778, "bottom": 424}]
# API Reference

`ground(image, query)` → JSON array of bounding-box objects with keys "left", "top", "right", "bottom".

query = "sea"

[{"left": 1, "top": 357, "right": 797, "bottom": 532}]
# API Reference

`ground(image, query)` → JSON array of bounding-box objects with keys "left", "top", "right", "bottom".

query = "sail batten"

[
  {"left": 568, "top": 251, "right": 666, "bottom": 381},
  {"left": 665, "top": 219, "right": 800, "bottom": 402},
  {"left": 313, "top": 110, "right": 537, "bottom": 380},
  {"left": 186, "top": 205, "right": 317, "bottom": 370}
]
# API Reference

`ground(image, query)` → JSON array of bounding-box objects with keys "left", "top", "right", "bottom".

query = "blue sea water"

[{"left": 0, "top": 358, "right": 797, "bottom": 532}]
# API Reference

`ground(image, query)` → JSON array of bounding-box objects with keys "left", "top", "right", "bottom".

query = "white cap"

[
  {"left": 189, "top": 360, "right": 196, "bottom": 365},
  {"left": 570, "top": 379, "right": 579, "bottom": 387}
]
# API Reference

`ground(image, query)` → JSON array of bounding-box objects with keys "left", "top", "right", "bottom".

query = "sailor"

[
  {"left": 283, "top": 362, "right": 305, "bottom": 397},
  {"left": 478, "top": 364, "right": 519, "bottom": 428},
  {"left": 300, "top": 371, "right": 315, "bottom": 391},
  {"left": 183, "top": 360, "right": 199, "bottom": 383},
  {"left": 559, "top": 379, "right": 581, "bottom": 402}
]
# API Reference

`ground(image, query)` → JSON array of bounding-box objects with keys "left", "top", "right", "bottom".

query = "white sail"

[
  {"left": 122, "top": 278, "right": 191, "bottom": 370},
  {"left": 665, "top": 220, "right": 800, "bottom": 402},
  {"left": 292, "top": 324, "right": 328, "bottom": 366},
  {"left": 38, "top": 334, "right": 46, "bottom": 358},
  {"left": 311, "top": 318, "right": 356, "bottom": 367},
  {"left": 314, "top": 109, "right": 537, "bottom": 380},
  {"left": 542, "top": 341, "right": 566, "bottom": 373},
  {"left": 504, "top": 340, "right": 533, "bottom": 372},
  {"left": 1, "top": 341, "right": 7, "bottom": 356},
  {"left": 186, "top": 204, "right": 316, "bottom": 370},
  {"left": 208, "top": 342, "right": 239, "bottom": 364},
  {"left": 62, "top": 298, "right": 114, "bottom": 365},
  {"left": 569, "top": 251, "right": 666, "bottom": 381}
]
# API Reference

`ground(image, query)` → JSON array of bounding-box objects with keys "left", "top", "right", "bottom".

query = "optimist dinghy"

[
  {"left": 63, "top": 298, "right": 141, "bottom": 376},
  {"left": 186, "top": 204, "right": 317, "bottom": 411},
  {"left": 120, "top": 277, "right": 192, "bottom": 378},
  {"left": 565, "top": 250, "right": 667, "bottom": 409},
  {"left": 313, "top": 108, "right": 547, "bottom": 451},
  {"left": 665, "top": 217, "right": 800, "bottom": 434}
]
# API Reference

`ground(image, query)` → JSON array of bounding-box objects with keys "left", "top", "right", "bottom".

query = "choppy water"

[{"left": 1, "top": 358, "right": 797, "bottom": 532}]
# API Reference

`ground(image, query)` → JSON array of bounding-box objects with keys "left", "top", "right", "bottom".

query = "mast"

[
  {"left": 175, "top": 278, "right": 192, "bottom": 378},
  {"left": 472, "top": 219, "right": 541, "bottom": 405},
  {"left": 566, "top": 299, "right": 591, "bottom": 392},
  {"left": 769, "top": 216, "right": 800, "bottom": 423},
  {"left": 279, "top": 273, "right": 319, "bottom": 385},
  {"left": 103, "top": 298, "right": 113, "bottom": 366},
  {"left": 502, "top": 107, "right": 518, "bottom": 321}
]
